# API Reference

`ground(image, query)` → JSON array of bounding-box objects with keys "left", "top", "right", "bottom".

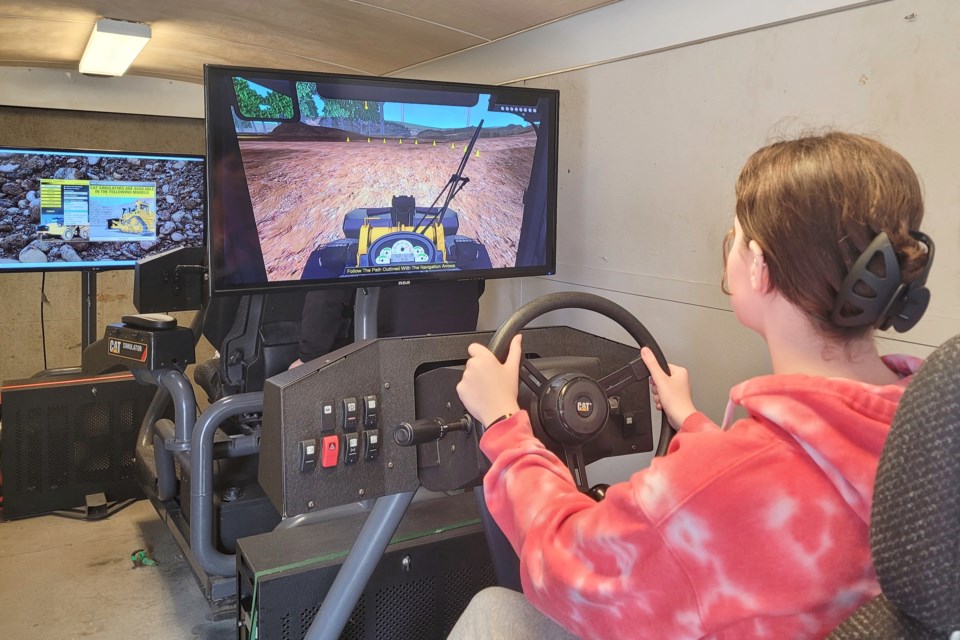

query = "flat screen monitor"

[
  {"left": 205, "top": 64, "right": 558, "bottom": 295},
  {"left": 0, "top": 147, "right": 205, "bottom": 272}
]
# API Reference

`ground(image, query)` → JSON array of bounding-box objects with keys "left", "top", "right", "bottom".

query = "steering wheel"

[{"left": 487, "top": 291, "right": 675, "bottom": 494}]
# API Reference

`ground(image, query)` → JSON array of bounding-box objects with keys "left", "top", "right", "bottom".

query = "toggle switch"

[
  {"left": 343, "top": 433, "right": 360, "bottom": 464},
  {"left": 299, "top": 439, "right": 317, "bottom": 472},
  {"left": 342, "top": 397, "right": 359, "bottom": 430},
  {"left": 321, "top": 435, "right": 340, "bottom": 468},
  {"left": 320, "top": 402, "right": 336, "bottom": 432},
  {"left": 363, "top": 430, "right": 380, "bottom": 460},
  {"left": 362, "top": 395, "right": 379, "bottom": 428},
  {"left": 621, "top": 412, "right": 639, "bottom": 438}
]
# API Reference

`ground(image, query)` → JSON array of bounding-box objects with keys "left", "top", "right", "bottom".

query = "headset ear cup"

[
  {"left": 889, "top": 284, "right": 931, "bottom": 333},
  {"left": 889, "top": 229, "right": 936, "bottom": 332},
  {"left": 831, "top": 230, "right": 935, "bottom": 332},
  {"left": 831, "top": 233, "right": 901, "bottom": 328}
]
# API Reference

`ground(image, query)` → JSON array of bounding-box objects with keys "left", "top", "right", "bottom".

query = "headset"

[{"left": 831, "top": 230, "right": 935, "bottom": 332}]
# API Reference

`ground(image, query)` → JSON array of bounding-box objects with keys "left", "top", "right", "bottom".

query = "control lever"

[
  {"left": 586, "top": 483, "right": 610, "bottom": 502},
  {"left": 393, "top": 415, "right": 475, "bottom": 447}
]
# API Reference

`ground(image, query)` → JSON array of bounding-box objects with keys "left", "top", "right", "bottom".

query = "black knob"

[
  {"left": 586, "top": 483, "right": 610, "bottom": 502},
  {"left": 393, "top": 418, "right": 444, "bottom": 446},
  {"left": 393, "top": 422, "right": 413, "bottom": 446}
]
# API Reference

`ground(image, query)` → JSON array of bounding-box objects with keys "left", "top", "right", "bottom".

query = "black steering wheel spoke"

[
  {"left": 598, "top": 356, "right": 651, "bottom": 396},
  {"left": 563, "top": 446, "right": 589, "bottom": 491},
  {"left": 519, "top": 356, "right": 550, "bottom": 393}
]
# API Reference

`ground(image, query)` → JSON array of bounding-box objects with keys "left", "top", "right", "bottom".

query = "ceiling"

[{"left": 0, "top": 0, "right": 618, "bottom": 84}]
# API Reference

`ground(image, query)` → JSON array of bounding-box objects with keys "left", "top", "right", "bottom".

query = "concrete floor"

[{"left": 0, "top": 499, "right": 234, "bottom": 639}]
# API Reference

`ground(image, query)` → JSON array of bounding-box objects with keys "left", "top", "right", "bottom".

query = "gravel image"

[{"left": 0, "top": 151, "right": 204, "bottom": 266}]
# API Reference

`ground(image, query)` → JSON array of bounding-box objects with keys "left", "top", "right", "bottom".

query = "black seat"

[
  {"left": 193, "top": 281, "right": 484, "bottom": 403},
  {"left": 829, "top": 334, "right": 960, "bottom": 639},
  {"left": 194, "top": 291, "right": 307, "bottom": 403}
]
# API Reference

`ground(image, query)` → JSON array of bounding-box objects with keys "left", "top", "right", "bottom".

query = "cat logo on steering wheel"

[{"left": 576, "top": 397, "right": 594, "bottom": 418}]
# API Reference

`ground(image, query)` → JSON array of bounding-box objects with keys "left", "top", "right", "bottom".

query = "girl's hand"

[
  {"left": 456, "top": 334, "right": 523, "bottom": 427},
  {"left": 640, "top": 347, "right": 697, "bottom": 429}
]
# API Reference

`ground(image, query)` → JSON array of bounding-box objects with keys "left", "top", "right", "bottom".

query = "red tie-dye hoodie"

[{"left": 479, "top": 355, "right": 921, "bottom": 640}]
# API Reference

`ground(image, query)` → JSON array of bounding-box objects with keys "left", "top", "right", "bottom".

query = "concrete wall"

[{"left": 405, "top": 0, "right": 960, "bottom": 481}]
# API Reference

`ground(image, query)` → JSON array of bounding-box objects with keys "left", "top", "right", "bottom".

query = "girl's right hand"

[
  {"left": 640, "top": 347, "right": 697, "bottom": 430},
  {"left": 456, "top": 334, "right": 523, "bottom": 429}
]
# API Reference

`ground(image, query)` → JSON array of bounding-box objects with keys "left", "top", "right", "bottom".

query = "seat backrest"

[
  {"left": 196, "top": 281, "right": 484, "bottom": 402},
  {"left": 829, "top": 333, "right": 960, "bottom": 639},
  {"left": 197, "top": 291, "right": 306, "bottom": 401}
]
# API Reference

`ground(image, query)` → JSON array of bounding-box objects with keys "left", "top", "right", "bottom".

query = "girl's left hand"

[{"left": 640, "top": 347, "right": 696, "bottom": 429}]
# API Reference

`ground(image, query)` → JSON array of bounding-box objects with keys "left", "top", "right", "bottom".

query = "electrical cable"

[{"left": 40, "top": 273, "right": 48, "bottom": 371}]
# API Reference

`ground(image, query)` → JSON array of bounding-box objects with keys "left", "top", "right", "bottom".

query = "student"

[{"left": 450, "top": 132, "right": 933, "bottom": 639}]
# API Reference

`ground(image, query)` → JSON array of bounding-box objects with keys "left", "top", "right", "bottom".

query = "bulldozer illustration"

[{"left": 107, "top": 200, "right": 156, "bottom": 235}]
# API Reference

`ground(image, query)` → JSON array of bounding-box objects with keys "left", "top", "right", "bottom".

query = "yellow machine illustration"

[
  {"left": 107, "top": 200, "right": 156, "bottom": 234},
  {"left": 37, "top": 219, "right": 89, "bottom": 241},
  {"left": 303, "top": 121, "right": 491, "bottom": 278}
]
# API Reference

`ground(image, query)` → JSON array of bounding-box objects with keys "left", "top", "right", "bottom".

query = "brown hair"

[{"left": 728, "top": 132, "right": 927, "bottom": 339}]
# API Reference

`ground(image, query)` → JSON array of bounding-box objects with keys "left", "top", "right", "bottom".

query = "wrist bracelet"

[{"left": 485, "top": 413, "right": 514, "bottom": 429}]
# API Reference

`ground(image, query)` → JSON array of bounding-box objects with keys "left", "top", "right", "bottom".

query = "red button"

[{"left": 321, "top": 435, "right": 340, "bottom": 468}]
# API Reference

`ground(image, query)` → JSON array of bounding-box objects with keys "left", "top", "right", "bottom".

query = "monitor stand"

[
  {"left": 81, "top": 271, "right": 98, "bottom": 349},
  {"left": 353, "top": 286, "right": 380, "bottom": 341},
  {"left": 303, "top": 284, "right": 420, "bottom": 639}
]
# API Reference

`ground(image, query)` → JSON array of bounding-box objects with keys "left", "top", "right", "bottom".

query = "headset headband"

[{"left": 830, "top": 230, "right": 934, "bottom": 332}]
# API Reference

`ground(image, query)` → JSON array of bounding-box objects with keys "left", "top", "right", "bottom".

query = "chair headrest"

[{"left": 870, "top": 333, "right": 960, "bottom": 632}]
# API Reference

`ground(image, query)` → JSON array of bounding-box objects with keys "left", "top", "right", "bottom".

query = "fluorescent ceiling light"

[{"left": 79, "top": 18, "right": 151, "bottom": 76}]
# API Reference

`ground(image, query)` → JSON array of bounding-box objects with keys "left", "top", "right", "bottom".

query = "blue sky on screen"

[{"left": 245, "top": 80, "right": 528, "bottom": 130}]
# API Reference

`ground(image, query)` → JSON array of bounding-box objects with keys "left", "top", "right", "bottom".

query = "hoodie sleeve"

[
  {"left": 679, "top": 411, "right": 721, "bottom": 435},
  {"left": 479, "top": 411, "right": 705, "bottom": 639}
]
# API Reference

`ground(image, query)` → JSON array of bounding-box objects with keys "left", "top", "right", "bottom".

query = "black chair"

[
  {"left": 830, "top": 334, "right": 960, "bottom": 639},
  {"left": 193, "top": 281, "right": 485, "bottom": 403},
  {"left": 193, "top": 291, "right": 307, "bottom": 403}
]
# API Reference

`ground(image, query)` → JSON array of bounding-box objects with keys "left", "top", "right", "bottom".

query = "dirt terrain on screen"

[{"left": 239, "top": 133, "right": 535, "bottom": 281}]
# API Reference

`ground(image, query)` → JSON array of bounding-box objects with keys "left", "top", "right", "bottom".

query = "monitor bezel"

[
  {"left": 204, "top": 63, "right": 558, "bottom": 297},
  {"left": 0, "top": 145, "right": 205, "bottom": 274}
]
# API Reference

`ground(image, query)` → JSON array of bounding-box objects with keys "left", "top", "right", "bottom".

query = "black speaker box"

[
  {"left": 0, "top": 372, "right": 155, "bottom": 519},
  {"left": 237, "top": 492, "right": 496, "bottom": 640}
]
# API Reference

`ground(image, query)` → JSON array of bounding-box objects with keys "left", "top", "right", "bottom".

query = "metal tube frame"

[
  {"left": 303, "top": 490, "right": 416, "bottom": 640},
  {"left": 190, "top": 391, "right": 265, "bottom": 577}
]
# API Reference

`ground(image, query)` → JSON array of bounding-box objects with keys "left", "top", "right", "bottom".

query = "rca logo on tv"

[{"left": 398, "top": 280, "right": 411, "bottom": 286}]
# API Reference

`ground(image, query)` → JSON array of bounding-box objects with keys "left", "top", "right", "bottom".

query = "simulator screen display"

[
  {"left": 0, "top": 148, "right": 205, "bottom": 271},
  {"left": 206, "top": 65, "right": 558, "bottom": 294}
]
